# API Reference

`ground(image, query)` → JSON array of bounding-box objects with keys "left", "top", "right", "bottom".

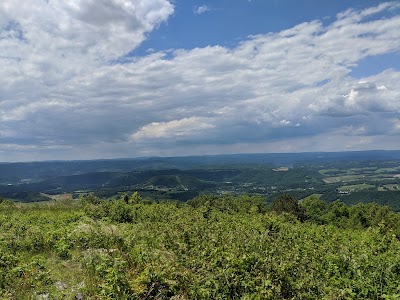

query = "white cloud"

[
  {"left": 193, "top": 5, "right": 210, "bottom": 15},
  {"left": 1, "top": 2, "right": 400, "bottom": 161},
  {"left": 393, "top": 119, "right": 400, "bottom": 134},
  {"left": 132, "top": 117, "right": 215, "bottom": 140},
  {"left": 309, "top": 75, "right": 400, "bottom": 117},
  {"left": 280, "top": 120, "right": 291, "bottom": 126},
  {"left": 0, "top": 0, "right": 173, "bottom": 63}
]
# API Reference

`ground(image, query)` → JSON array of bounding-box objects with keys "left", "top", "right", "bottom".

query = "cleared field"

[
  {"left": 374, "top": 167, "right": 400, "bottom": 173},
  {"left": 349, "top": 167, "right": 377, "bottom": 172},
  {"left": 319, "top": 166, "right": 400, "bottom": 181},
  {"left": 318, "top": 168, "right": 341, "bottom": 175},
  {"left": 299, "top": 193, "right": 323, "bottom": 202},
  {"left": 323, "top": 173, "right": 400, "bottom": 183},
  {"left": 45, "top": 193, "right": 73, "bottom": 201},
  {"left": 337, "top": 183, "right": 375, "bottom": 192},
  {"left": 323, "top": 175, "right": 366, "bottom": 183},
  {"left": 378, "top": 184, "right": 400, "bottom": 191}
]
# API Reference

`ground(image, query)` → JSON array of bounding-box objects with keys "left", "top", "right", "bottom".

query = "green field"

[
  {"left": 337, "top": 183, "right": 375, "bottom": 192},
  {"left": 374, "top": 167, "right": 400, "bottom": 173},
  {"left": 323, "top": 174, "right": 365, "bottom": 183},
  {"left": 378, "top": 184, "right": 400, "bottom": 191}
]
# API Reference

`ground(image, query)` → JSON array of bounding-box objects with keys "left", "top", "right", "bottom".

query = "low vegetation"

[{"left": 1, "top": 193, "right": 400, "bottom": 299}]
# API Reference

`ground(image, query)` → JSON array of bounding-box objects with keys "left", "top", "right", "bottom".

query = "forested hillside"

[
  {"left": 2, "top": 153, "right": 400, "bottom": 211},
  {"left": 1, "top": 194, "right": 400, "bottom": 299}
]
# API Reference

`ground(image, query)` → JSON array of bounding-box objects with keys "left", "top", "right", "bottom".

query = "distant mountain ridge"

[
  {"left": 1, "top": 150, "right": 400, "bottom": 184},
  {"left": 1, "top": 150, "right": 400, "bottom": 206}
]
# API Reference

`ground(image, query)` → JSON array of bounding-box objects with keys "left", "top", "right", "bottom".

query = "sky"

[{"left": 1, "top": 0, "right": 400, "bottom": 162}]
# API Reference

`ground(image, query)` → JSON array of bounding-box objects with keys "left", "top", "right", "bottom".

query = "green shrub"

[
  {"left": 271, "top": 194, "right": 305, "bottom": 220},
  {"left": 109, "top": 201, "right": 133, "bottom": 223}
]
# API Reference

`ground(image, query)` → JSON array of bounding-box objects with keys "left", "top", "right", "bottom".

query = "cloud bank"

[{"left": 1, "top": 2, "right": 400, "bottom": 161}]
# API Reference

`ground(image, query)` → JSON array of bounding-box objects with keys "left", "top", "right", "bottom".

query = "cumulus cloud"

[
  {"left": 309, "top": 78, "right": 400, "bottom": 117},
  {"left": 1, "top": 1, "right": 400, "bottom": 161},
  {"left": 0, "top": 0, "right": 173, "bottom": 64},
  {"left": 132, "top": 117, "right": 215, "bottom": 140}
]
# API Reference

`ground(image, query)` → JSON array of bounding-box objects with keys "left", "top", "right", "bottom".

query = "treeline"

[
  {"left": 85, "top": 192, "right": 400, "bottom": 232},
  {"left": 199, "top": 193, "right": 400, "bottom": 233},
  {"left": 321, "top": 190, "right": 400, "bottom": 211}
]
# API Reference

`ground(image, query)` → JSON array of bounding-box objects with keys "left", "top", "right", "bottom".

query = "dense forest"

[{"left": 1, "top": 193, "right": 400, "bottom": 299}]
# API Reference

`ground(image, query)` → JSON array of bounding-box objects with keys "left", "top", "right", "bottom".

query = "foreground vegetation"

[{"left": 1, "top": 194, "right": 400, "bottom": 299}]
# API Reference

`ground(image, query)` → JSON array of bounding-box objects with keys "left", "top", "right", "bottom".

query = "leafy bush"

[
  {"left": 301, "top": 195, "right": 326, "bottom": 224},
  {"left": 108, "top": 201, "right": 133, "bottom": 223},
  {"left": 83, "top": 249, "right": 133, "bottom": 298},
  {"left": 270, "top": 194, "right": 305, "bottom": 220}
]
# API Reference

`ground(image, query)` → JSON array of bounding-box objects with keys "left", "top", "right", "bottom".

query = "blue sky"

[
  {"left": 0, "top": 0, "right": 400, "bottom": 161},
  {"left": 134, "top": 0, "right": 380, "bottom": 53}
]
